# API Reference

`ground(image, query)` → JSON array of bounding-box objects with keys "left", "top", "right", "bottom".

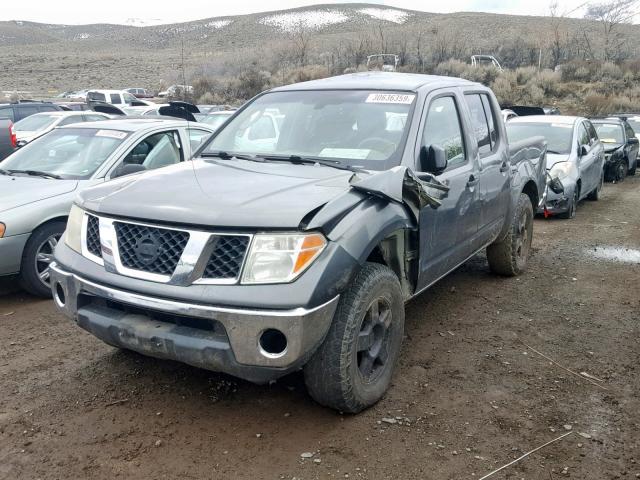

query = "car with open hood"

[
  {"left": 0, "top": 118, "right": 214, "bottom": 296},
  {"left": 591, "top": 117, "right": 639, "bottom": 181},
  {"left": 507, "top": 115, "right": 604, "bottom": 219},
  {"left": 50, "top": 73, "right": 546, "bottom": 412}
]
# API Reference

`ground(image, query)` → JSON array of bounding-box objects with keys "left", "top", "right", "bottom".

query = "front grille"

[
  {"left": 86, "top": 215, "right": 102, "bottom": 258},
  {"left": 114, "top": 222, "right": 189, "bottom": 276},
  {"left": 202, "top": 235, "right": 250, "bottom": 279}
]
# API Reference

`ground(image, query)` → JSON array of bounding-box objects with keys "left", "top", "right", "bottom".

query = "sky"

[{"left": 3, "top": 0, "right": 594, "bottom": 25}]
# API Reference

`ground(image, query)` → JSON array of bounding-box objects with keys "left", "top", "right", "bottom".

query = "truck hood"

[
  {"left": 0, "top": 176, "right": 78, "bottom": 213},
  {"left": 79, "top": 159, "right": 356, "bottom": 229}
]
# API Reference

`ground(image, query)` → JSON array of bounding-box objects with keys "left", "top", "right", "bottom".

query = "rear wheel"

[
  {"left": 19, "top": 222, "right": 65, "bottom": 297},
  {"left": 486, "top": 193, "right": 534, "bottom": 276},
  {"left": 304, "top": 263, "right": 404, "bottom": 413}
]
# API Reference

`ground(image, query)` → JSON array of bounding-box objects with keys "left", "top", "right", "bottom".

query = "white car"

[
  {"left": 87, "top": 89, "right": 138, "bottom": 105},
  {"left": 158, "top": 85, "right": 194, "bottom": 98},
  {"left": 13, "top": 111, "right": 111, "bottom": 146}
]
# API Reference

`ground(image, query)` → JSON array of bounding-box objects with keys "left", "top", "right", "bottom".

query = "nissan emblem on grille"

[{"left": 134, "top": 233, "right": 162, "bottom": 266}]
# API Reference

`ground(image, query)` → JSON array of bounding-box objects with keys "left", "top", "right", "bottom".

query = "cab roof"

[{"left": 270, "top": 72, "right": 476, "bottom": 93}]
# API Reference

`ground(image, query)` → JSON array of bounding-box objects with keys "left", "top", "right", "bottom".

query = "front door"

[{"left": 416, "top": 93, "right": 480, "bottom": 291}]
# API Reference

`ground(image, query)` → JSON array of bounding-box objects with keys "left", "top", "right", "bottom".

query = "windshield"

[
  {"left": 201, "top": 90, "right": 415, "bottom": 170},
  {"left": 1, "top": 128, "right": 128, "bottom": 179},
  {"left": 593, "top": 123, "right": 624, "bottom": 143},
  {"left": 14, "top": 114, "right": 57, "bottom": 132},
  {"left": 201, "top": 113, "right": 232, "bottom": 130},
  {"left": 506, "top": 122, "right": 573, "bottom": 154}
]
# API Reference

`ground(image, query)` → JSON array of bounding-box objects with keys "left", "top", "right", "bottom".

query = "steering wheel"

[{"left": 357, "top": 137, "right": 397, "bottom": 157}]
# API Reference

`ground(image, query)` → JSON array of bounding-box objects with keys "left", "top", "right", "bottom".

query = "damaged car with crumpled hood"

[{"left": 50, "top": 73, "right": 547, "bottom": 413}]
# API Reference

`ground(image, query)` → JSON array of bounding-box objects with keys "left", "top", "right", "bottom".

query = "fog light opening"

[
  {"left": 54, "top": 283, "right": 66, "bottom": 307},
  {"left": 259, "top": 329, "right": 288, "bottom": 358}
]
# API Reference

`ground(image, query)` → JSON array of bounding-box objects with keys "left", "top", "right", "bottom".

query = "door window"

[
  {"left": 464, "top": 93, "right": 497, "bottom": 157},
  {"left": 110, "top": 94, "right": 122, "bottom": 104},
  {"left": 0, "top": 106, "right": 14, "bottom": 121},
  {"left": 421, "top": 96, "right": 466, "bottom": 169},
  {"left": 120, "top": 131, "right": 183, "bottom": 172},
  {"left": 16, "top": 106, "right": 39, "bottom": 121},
  {"left": 577, "top": 123, "right": 590, "bottom": 148},
  {"left": 586, "top": 121, "right": 598, "bottom": 145},
  {"left": 624, "top": 122, "right": 636, "bottom": 142}
]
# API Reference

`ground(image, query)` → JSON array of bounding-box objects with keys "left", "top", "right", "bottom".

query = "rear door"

[
  {"left": 576, "top": 122, "right": 596, "bottom": 196},
  {"left": 624, "top": 121, "right": 639, "bottom": 166},
  {"left": 462, "top": 91, "right": 510, "bottom": 245},
  {"left": 415, "top": 91, "right": 480, "bottom": 291}
]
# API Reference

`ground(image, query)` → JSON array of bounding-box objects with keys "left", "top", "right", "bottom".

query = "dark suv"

[
  {"left": 591, "top": 117, "right": 640, "bottom": 180},
  {"left": 0, "top": 102, "right": 64, "bottom": 123}
]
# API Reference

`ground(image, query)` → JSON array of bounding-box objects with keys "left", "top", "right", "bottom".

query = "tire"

[
  {"left": 19, "top": 221, "right": 65, "bottom": 297},
  {"left": 558, "top": 186, "right": 579, "bottom": 219},
  {"left": 615, "top": 160, "right": 627, "bottom": 183},
  {"left": 486, "top": 193, "right": 534, "bottom": 276},
  {"left": 304, "top": 263, "right": 405, "bottom": 413},
  {"left": 587, "top": 172, "right": 603, "bottom": 201}
]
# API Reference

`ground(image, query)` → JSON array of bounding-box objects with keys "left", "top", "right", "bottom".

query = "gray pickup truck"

[{"left": 50, "top": 73, "right": 546, "bottom": 412}]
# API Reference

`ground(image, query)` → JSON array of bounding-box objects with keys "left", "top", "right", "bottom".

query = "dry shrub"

[
  {"left": 491, "top": 75, "right": 518, "bottom": 105},
  {"left": 529, "top": 70, "right": 561, "bottom": 96},
  {"left": 515, "top": 66, "right": 537, "bottom": 85},
  {"left": 584, "top": 94, "right": 640, "bottom": 116},
  {"left": 598, "top": 62, "right": 623, "bottom": 81},
  {"left": 277, "top": 65, "right": 330, "bottom": 85},
  {"left": 434, "top": 59, "right": 467, "bottom": 78}
]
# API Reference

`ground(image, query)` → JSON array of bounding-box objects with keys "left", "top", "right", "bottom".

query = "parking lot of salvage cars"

[{"left": 0, "top": 178, "right": 637, "bottom": 480}]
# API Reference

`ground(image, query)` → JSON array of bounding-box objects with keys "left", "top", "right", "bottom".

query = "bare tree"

[
  {"left": 585, "top": 0, "right": 638, "bottom": 61},
  {"left": 291, "top": 25, "right": 312, "bottom": 66}
]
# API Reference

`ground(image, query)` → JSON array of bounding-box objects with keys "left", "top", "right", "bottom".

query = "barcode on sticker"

[{"left": 366, "top": 93, "right": 415, "bottom": 104}]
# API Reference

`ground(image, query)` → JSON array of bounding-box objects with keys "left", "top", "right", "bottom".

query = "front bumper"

[
  {"left": 0, "top": 233, "right": 30, "bottom": 276},
  {"left": 539, "top": 186, "right": 571, "bottom": 215},
  {"left": 50, "top": 262, "right": 339, "bottom": 383}
]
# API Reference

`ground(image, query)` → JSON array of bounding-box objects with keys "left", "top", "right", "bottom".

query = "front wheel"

[
  {"left": 615, "top": 160, "right": 627, "bottom": 182},
  {"left": 304, "top": 263, "right": 405, "bottom": 413},
  {"left": 558, "top": 186, "right": 579, "bottom": 219},
  {"left": 486, "top": 193, "right": 534, "bottom": 276},
  {"left": 19, "top": 222, "right": 65, "bottom": 297}
]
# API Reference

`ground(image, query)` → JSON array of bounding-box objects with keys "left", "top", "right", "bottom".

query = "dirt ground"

[{"left": 1, "top": 177, "right": 639, "bottom": 480}]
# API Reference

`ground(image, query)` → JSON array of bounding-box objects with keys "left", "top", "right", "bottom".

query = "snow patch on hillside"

[
  {"left": 358, "top": 8, "right": 411, "bottom": 24},
  {"left": 204, "top": 20, "right": 231, "bottom": 29},
  {"left": 260, "top": 10, "right": 349, "bottom": 33}
]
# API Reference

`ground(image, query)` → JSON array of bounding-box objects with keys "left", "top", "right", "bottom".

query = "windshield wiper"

[
  {"left": 8, "top": 169, "right": 62, "bottom": 179},
  {"left": 200, "top": 151, "right": 262, "bottom": 162},
  {"left": 546, "top": 149, "right": 564, "bottom": 155},
  {"left": 257, "top": 154, "right": 361, "bottom": 172},
  {"left": 0, "top": 168, "right": 14, "bottom": 176}
]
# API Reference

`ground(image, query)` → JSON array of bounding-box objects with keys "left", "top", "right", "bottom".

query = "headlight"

[
  {"left": 241, "top": 233, "right": 327, "bottom": 284},
  {"left": 0, "top": 222, "right": 5, "bottom": 238},
  {"left": 549, "top": 161, "right": 575, "bottom": 180},
  {"left": 64, "top": 204, "right": 84, "bottom": 254}
]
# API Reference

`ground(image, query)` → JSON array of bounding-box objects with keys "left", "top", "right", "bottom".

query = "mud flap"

[{"left": 348, "top": 166, "right": 449, "bottom": 222}]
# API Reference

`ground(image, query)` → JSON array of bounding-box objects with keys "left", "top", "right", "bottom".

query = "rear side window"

[
  {"left": 88, "top": 92, "right": 106, "bottom": 102},
  {"left": 38, "top": 105, "right": 59, "bottom": 113},
  {"left": 15, "top": 105, "right": 39, "bottom": 121},
  {"left": 421, "top": 96, "right": 466, "bottom": 169},
  {"left": 0, "top": 106, "right": 14, "bottom": 121},
  {"left": 110, "top": 94, "right": 122, "bottom": 104},
  {"left": 464, "top": 93, "right": 497, "bottom": 157}
]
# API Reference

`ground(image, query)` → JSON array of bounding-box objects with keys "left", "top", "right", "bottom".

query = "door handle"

[
  {"left": 466, "top": 174, "right": 479, "bottom": 187},
  {"left": 499, "top": 161, "right": 509, "bottom": 172}
]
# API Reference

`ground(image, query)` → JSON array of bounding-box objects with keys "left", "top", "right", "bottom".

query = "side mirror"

[
  {"left": 579, "top": 145, "right": 588, "bottom": 157},
  {"left": 112, "top": 163, "right": 146, "bottom": 179},
  {"left": 419, "top": 145, "right": 448, "bottom": 175}
]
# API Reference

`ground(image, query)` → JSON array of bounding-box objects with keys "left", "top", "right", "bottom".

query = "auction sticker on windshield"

[
  {"left": 95, "top": 130, "right": 128, "bottom": 139},
  {"left": 366, "top": 93, "right": 415, "bottom": 104}
]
